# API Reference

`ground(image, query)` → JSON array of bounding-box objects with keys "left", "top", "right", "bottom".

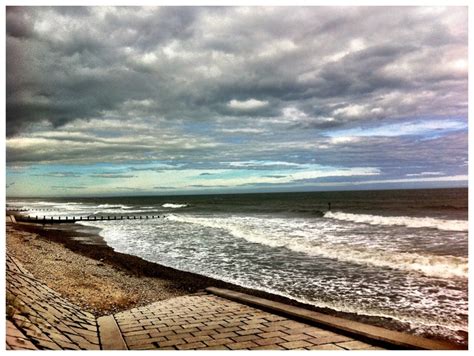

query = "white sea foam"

[
  {"left": 78, "top": 214, "right": 468, "bottom": 344},
  {"left": 324, "top": 211, "right": 468, "bottom": 232},
  {"left": 78, "top": 217, "right": 468, "bottom": 342},
  {"left": 97, "top": 204, "right": 132, "bottom": 209},
  {"left": 167, "top": 214, "right": 468, "bottom": 279},
  {"left": 162, "top": 203, "right": 188, "bottom": 209}
]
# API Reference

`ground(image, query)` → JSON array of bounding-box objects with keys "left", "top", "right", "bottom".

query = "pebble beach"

[{"left": 6, "top": 223, "right": 189, "bottom": 316}]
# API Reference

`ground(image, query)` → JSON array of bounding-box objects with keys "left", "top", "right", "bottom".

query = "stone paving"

[
  {"left": 6, "top": 253, "right": 100, "bottom": 350},
  {"left": 111, "top": 293, "right": 382, "bottom": 350},
  {"left": 6, "top": 251, "right": 385, "bottom": 350}
]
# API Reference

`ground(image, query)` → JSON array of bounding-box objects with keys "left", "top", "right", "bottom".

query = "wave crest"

[
  {"left": 167, "top": 214, "right": 467, "bottom": 279},
  {"left": 325, "top": 211, "right": 468, "bottom": 232},
  {"left": 162, "top": 203, "right": 188, "bottom": 209}
]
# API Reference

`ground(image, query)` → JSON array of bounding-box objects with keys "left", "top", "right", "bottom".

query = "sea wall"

[{"left": 6, "top": 253, "right": 100, "bottom": 350}]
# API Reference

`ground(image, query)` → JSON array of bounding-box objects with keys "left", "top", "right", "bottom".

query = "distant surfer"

[{"left": 328, "top": 202, "right": 331, "bottom": 211}]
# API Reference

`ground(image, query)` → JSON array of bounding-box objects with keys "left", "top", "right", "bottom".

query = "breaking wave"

[
  {"left": 97, "top": 204, "right": 132, "bottom": 209},
  {"left": 162, "top": 203, "right": 188, "bottom": 209},
  {"left": 167, "top": 214, "right": 467, "bottom": 279},
  {"left": 325, "top": 211, "right": 468, "bottom": 232}
]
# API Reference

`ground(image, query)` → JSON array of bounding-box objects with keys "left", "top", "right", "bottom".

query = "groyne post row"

[
  {"left": 14, "top": 215, "right": 165, "bottom": 224},
  {"left": 7, "top": 209, "right": 65, "bottom": 212}
]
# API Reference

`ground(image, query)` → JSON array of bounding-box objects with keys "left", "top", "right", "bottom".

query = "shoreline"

[{"left": 6, "top": 220, "right": 467, "bottom": 347}]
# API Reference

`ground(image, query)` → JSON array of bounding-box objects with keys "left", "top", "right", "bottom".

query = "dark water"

[{"left": 8, "top": 188, "right": 468, "bottom": 345}]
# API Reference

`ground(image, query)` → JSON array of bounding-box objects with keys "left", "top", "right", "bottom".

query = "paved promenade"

[
  {"left": 6, "top": 253, "right": 100, "bottom": 350},
  {"left": 109, "top": 293, "right": 379, "bottom": 350},
  {"left": 6, "top": 251, "right": 384, "bottom": 350},
  {"left": 7, "top": 248, "right": 461, "bottom": 350}
]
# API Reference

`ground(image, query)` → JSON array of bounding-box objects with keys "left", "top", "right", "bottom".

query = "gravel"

[{"left": 6, "top": 224, "right": 189, "bottom": 317}]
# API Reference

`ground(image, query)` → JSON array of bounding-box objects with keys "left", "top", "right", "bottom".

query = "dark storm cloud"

[
  {"left": 6, "top": 7, "right": 34, "bottom": 38},
  {"left": 6, "top": 6, "right": 467, "bottom": 139},
  {"left": 5, "top": 6, "right": 468, "bottom": 195}
]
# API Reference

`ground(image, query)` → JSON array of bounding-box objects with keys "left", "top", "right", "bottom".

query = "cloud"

[
  {"left": 6, "top": 6, "right": 467, "bottom": 138},
  {"left": 33, "top": 171, "right": 82, "bottom": 178},
  {"left": 115, "top": 187, "right": 147, "bottom": 191},
  {"left": 51, "top": 186, "right": 86, "bottom": 190},
  {"left": 225, "top": 160, "right": 303, "bottom": 169},
  {"left": 328, "top": 119, "right": 467, "bottom": 138},
  {"left": 227, "top": 99, "right": 269, "bottom": 110},
  {"left": 334, "top": 175, "right": 468, "bottom": 186},
  {"left": 90, "top": 174, "right": 136, "bottom": 179},
  {"left": 4, "top": 6, "right": 468, "bottom": 195},
  {"left": 183, "top": 166, "right": 381, "bottom": 188},
  {"left": 405, "top": 171, "right": 443, "bottom": 177}
]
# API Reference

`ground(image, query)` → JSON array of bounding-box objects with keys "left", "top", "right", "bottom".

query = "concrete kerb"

[
  {"left": 97, "top": 315, "right": 128, "bottom": 350},
  {"left": 206, "top": 287, "right": 465, "bottom": 351}
]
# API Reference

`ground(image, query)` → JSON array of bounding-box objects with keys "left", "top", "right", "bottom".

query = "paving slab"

[
  {"left": 6, "top": 249, "right": 463, "bottom": 351},
  {"left": 206, "top": 287, "right": 464, "bottom": 350},
  {"left": 111, "top": 293, "right": 374, "bottom": 350},
  {"left": 6, "top": 253, "right": 100, "bottom": 350}
]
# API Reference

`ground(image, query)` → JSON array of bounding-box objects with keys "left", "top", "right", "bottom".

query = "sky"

[{"left": 5, "top": 6, "right": 468, "bottom": 197}]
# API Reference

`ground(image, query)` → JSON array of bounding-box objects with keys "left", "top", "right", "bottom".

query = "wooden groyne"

[{"left": 8, "top": 213, "right": 165, "bottom": 224}]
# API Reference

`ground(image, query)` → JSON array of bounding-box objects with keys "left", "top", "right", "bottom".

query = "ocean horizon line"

[{"left": 5, "top": 185, "right": 468, "bottom": 200}]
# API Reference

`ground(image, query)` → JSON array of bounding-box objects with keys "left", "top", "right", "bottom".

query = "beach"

[
  {"left": 6, "top": 217, "right": 468, "bottom": 350},
  {"left": 6, "top": 220, "right": 329, "bottom": 317},
  {"left": 6, "top": 223, "right": 189, "bottom": 316},
  {"left": 5, "top": 189, "right": 468, "bottom": 347}
]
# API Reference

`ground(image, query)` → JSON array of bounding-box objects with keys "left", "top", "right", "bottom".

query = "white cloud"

[
  {"left": 184, "top": 166, "right": 380, "bottom": 188},
  {"left": 405, "top": 171, "right": 443, "bottom": 177},
  {"left": 333, "top": 104, "right": 367, "bottom": 118},
  {"left": 331, "top": 175, "right": 468, "bottom": 186},
  {"left": 330, "top": 136, "right": 361, "bottom": 145},
  {"left": 226, "top": 160, "right": 302, "bottom": 168},
  {"left": 228, "top": 99, "right": 269, "bottom": 110},
  {"left": 328, "top": 119, "right": 467, "bottom": 138},
  {"left": 219, "top": 128, "right": 265, "bottom": 134}
]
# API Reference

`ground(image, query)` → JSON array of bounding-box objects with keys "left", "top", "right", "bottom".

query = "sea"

[{"left": 7, "top": 188, "right": 468, "bottom": 345}]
